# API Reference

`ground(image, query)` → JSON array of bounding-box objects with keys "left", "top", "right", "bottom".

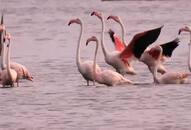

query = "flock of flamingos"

[{"left": 0, "top": 10, "right": 191, "bottom": 87}]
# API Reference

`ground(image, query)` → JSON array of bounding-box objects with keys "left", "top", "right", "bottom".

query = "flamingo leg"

[
  {"left": 17, "top": 81, "right": 19, "bottom": 87},
  {"left": 87, "top": 80, "right": 89, "bottom": 86}
]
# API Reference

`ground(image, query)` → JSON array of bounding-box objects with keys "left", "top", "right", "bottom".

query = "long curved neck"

[
  {"left": 93, "top": 41, "right": 99, "bottom": 83},
  {"left": 1, "top": 41, "right": 6, "bottom": 69},
  {"left": 119, "top": 21, "right": 126, "bottom": 46},
  {"left": 188, "top": 32, "right": 191, "bottom": 72},
  {"left": 6, "top": 42, "right": 13, "bottom": 81},
  {"left": 76, "top": 23, "right": 83, "bottom": 69},
  {"left": 101, "top": 17, "right": 109, "bottom": 57}
]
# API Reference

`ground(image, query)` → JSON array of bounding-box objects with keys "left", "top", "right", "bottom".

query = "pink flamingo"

[
  {"left": 86, "top": 36, "right": 133, "bottom": 86},
  {"left": 91, "top": 11, "right": 162, "bottom": 75},
  {"left": 179, "top": 26, "right": 191, "bottom": 72},
  {"left": 141, "top": 45, "right": 190, "bottom": 84},
  {"left": 107, "top": 15, "right": 179, "bottom": 74},
  {"left": 0, "top": 33, "right": 17, "bottom": 87},
  {"left": 68, "top": 18, "right": 101, "bottom": 86},
  {"left": 0, "top": 15, "right": 33, "bottom": 86}
]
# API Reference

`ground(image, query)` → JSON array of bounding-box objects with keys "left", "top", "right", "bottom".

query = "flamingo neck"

[
  {"left": 76, "top": 23, "right": 83, "bottom": 69},
  {"left": 119, "top": 21, "right": 126, "bottom": 45},
  {"left": 1, "top": 40, "right": 6, "bottom": 70},
  {"left": 188, "top": 32, "right": 191, "bottom": 72},
  {"left": 101, "top": 17, "right": 109, "bottom": 58},
  {"left": 6, "top": 42, "right": 13, "bottom": 81},
  {"left": 93, "top": 40, "right": 99, "bottom": 84}
]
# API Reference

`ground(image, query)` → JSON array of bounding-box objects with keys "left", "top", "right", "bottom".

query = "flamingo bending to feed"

[
  {"left": 86, "top": 36, "right": 133, "bottom": 86},
  {"left": 68, "top": 18, "right": 101, "bottom": 86},
  {"left": 179, "top": 26, "right": 191, "bottom": 72},
  {"left": 0, "top": 15, "right": 33, "bottom": 84},
  {"left": 107, "top": 15, "right": 179, "bottom": 74},
  {"left": 91, "top": 11, "right": 162, "bottom": 75},
  {"left": 0, "top": 33, "right": 17, "bottom": 87},
  {"left": 140, "top": 45, "right": 189, "bottom": 84}
]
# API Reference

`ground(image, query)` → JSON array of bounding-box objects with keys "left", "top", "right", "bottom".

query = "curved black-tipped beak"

[
  {"left": 178, "top": 29, "right": 182, "bottom": 35},
  {"left": 107, "top": 16, "right": 111, "bottom": 20},
  {"left": 86, "top": 40, "right": 89, "bottom": 46},
  {"left": 91, "top": 12, "right": 95, "bottom": 16},
  {"left": 1, "top": 13, "right": 3, "bottom": 25},
  {"left": 68, "top": 22, "right": 71, "bottom": 26}
]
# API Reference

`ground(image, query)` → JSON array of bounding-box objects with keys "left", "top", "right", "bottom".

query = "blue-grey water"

[{"left": 0, "top": 0, "right": 191, "bottom": 129}]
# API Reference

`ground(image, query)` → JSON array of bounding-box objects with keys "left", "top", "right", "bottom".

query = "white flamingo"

[
  {"left": 179, "top": 26, "right": 191, "bottom": 72},
  {"left": 86, "top": 36, "right": 133, "bottom": 86},
  {"left": 68, "top": 18, "right": 101, "bottom": 86},
  {"left": 141, "top": 45, "right": 189, "bottom": 84},
  {"left": 107, "top": 15, "right": 179, "bottom": 74},
  {"left": 91, "top": 11, "right": 162, "bottom": 75},
  {"left": 0, "top": 34, "right": 17, "bottom": 87}
]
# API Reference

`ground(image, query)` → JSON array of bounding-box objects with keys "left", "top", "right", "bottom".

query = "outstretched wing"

[
  {"left": 160, "top": 38, "right": 179, "bottom": 57},
  {"left": 120, "top": 26, "right": 163, "bottom": 60},
  {"left": 108, "top": 29, "right": 126, "bottom": 52}
]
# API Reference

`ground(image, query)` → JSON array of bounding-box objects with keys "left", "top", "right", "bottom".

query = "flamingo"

[
  {"left": 0, "top": 33, "right": 17, "bottom": 87},
  {"left": 86, "top": 36, "right": 133, "bottom": 86},
  {"left": 141, "top": 45, "right": 190, "bottom": 84},
  {"left": 91, "top": 11, "right": 162, "bottom": 75},
  {"left": 107, "top": 15, "right": 179, "bottom": 74},
  {"left": 68, "top": 18, "right": 101, "bottom": 86},
  {"left": 0, "top": 15, "right": 33, "bottom": 85},
  {"left": 178, "top": 26, "right": 191, "bottom": 72}
]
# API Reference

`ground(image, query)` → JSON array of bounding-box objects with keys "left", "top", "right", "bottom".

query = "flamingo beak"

[
  {"left": 86, "top": 39, "right": 90, "bottom": 46},
  {"left": 28, "top": 76, "right": 33, "bottom": 82},
  {"left": 107, "top": 16, "right": 111, "bottom": 20},
  {"left": 68, "top": 21, "right": 72, "bottom": 26},
  {"left": 1, "top": 13, "right": 3, "bottom": 25},
  {"left": 91, "top": 12, "right": 95, "bottom": 16},
  {"left": 178, "top": 29, "right": 182, "bottom": 35}
]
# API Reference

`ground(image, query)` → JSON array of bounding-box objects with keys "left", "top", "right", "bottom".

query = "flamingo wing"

[
  {"left": 160, "top": 38, "right": 179, "bottom": 57},
  {"left": 120, "top": 26, "right": 163, "bottom": 60},
  {"left": 108, "top": 29, "right": 125, "bottom": 52},
  {"left": 147, "top": 47, "right": 162, "bottom": 60}
]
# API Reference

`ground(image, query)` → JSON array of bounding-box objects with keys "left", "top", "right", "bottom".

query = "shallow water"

[{"left": 0, "top": 0, "right": 191, "bottom": 129}]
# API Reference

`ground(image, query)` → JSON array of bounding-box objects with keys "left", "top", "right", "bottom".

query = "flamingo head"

[
  {"left": 91, "top": 11, "right": 102, "bottom": 20},
  {"left": 86, "top": 36, "right": 98, "bottom": 46},
  {"left": 178, "top": 26, "right": 191, "bottom": 34},
  {"left": 68, "top": 18, "right": 82, "bottom": 26},
  {"left": 107, "top": 15, "right": 121, "bottom": 24}
]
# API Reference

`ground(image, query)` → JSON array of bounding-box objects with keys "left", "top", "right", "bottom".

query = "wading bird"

[
  {"left": 68, "top": 18, "right": 101, "bottom": 86},
  {"left": 86, "top": 36, "right": 133, "bottom": 86},
  {"left": 91, "top": 11, "right": 162, "bottom": 75},
  {"left": 107, "top": 15, "right": 179, "bottom": 74}
]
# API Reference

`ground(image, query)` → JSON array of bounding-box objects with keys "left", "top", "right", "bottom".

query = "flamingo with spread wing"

[{"left": 91, "top": 11, "right": 162, "bottom": 75}]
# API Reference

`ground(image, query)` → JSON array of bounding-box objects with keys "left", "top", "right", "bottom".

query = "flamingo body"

[
  {"left": 0, "top": 69, "right": 17, "bottom": 86},
  {"left": 10, "top": 62, "right": 33, "bottom": 81},
  {"left": 86, "top": 36, "right": 132, "bottom": 86},
  {"left": 95, "top": 69, "right": 132, "bottom": 86},
  {"left": 68, "top": 18, "right": 101, "bottom": 85}
]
